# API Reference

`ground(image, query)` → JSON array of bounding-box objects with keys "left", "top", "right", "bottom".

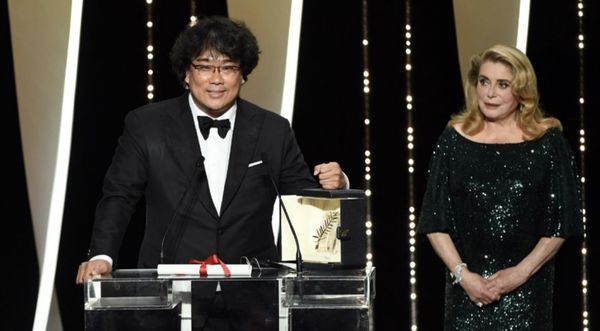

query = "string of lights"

[
  {"left": 576, "top": 1, "right": 589, "bottom": 330},
  {"left": 147, "top": 0, "right": 197, "bottom": 104},
  {"left": 145, "top": 0, "right": 154, "bottom": 102},
  {"left": 404, "top": 1, "right": 418, "bottom": 330},
  {"left": 360, "top": 0, "right": 373, "bottom": 270},
  {"left": 360, "top": 1, "right": 374, "bottom": 329}
]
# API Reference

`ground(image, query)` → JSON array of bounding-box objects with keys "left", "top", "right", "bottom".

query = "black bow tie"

[{"left": 198, "top": 116, "right": 231, "bottom": 139}]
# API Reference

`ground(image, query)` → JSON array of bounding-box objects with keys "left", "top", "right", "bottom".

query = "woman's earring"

[{"left": 518, "top": 104, "right": 524, "bottom": 112}]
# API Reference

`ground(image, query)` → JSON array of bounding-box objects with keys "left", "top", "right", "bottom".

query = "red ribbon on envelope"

[{"left": 189, "top": 254, "right": 231, "bottom": 277}]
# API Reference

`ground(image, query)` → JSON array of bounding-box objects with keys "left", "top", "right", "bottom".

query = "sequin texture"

[{"left": 418, "top": 127, "right": 583, "bottom": 331}]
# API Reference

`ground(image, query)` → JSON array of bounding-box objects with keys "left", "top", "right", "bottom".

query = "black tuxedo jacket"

[{"left": 89, "top": 94, "right": 317, "bottom": 267}]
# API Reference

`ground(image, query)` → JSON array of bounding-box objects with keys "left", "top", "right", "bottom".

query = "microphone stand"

[
  {"left": 160, "top": 156, "right": 204, "bottom": 264},
  {"left": 261, "top": 153, "right": 303, "bottom": 275},
  {"left": 261, "top": 153, "right": 305, "bottom": 304},
  {"left": 277, "top": 194, "right": 303, "bottom": 274},
  {"left": 277, "top": 191, "right": 304, "bottom": 301}
]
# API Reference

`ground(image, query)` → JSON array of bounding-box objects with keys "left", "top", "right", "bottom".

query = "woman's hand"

[
  {"left": 485, "top": 265, "right": 529, "bottom": 296},
  {"left": 460, "top": 269, "right": 501, "bottom": 306}
]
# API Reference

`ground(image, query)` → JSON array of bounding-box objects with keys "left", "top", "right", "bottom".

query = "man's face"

[{"left": 185, "top": 50, "right": 244, "bottom": 117}]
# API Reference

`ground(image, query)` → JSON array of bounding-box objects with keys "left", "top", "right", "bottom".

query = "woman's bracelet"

[{"left": 451, "top": 262, "right": 467, "bottom": 285}]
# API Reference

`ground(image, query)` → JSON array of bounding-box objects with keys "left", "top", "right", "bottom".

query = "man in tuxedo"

[{"left": 76, "top": 16, "right": 346, "bottom": 327}]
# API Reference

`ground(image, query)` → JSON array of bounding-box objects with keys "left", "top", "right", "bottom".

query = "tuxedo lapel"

[
  {"left": 220, "top": 101, "right": 263, "bottom": 215},
  {"left": 164, "top": 94, "right": 219, "bottom": 219}
]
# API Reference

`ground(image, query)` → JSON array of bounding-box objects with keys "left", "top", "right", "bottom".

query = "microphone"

[
  {"left": 261, "top": 152, "right": 303, "bottom": 273},
  {"left": 160, "top": 156, "right": 205, "bottom": 264}
]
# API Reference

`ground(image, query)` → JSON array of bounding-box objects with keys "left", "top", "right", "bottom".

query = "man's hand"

[
  {"left": 313, "top": 162, "right": 346, "bottom": 189},
  {"left": 76, "top": 260, "right": 112, "bottom": 284}
]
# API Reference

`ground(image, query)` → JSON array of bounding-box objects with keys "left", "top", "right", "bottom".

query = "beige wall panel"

[
  {"left": 9, "top": 0, "right": 82, "bottom": 330},
  {"left": 453, "top": 0, "right": 521, "bottom": 81},
  {"left": 228, "top": 0, "right": 294, "bottom": 116},
  {"left": 9, "top": 0, "right": 68, "bottom": 261}
]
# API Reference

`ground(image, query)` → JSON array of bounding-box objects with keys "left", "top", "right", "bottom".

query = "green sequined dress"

[{"left": 418, "top": 127, "right": 582, "bottom": 331}]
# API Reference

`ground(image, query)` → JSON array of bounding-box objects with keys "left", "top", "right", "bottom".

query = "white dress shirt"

[{"left": 189, "top": 94, "right": 236, "bottom": 215}]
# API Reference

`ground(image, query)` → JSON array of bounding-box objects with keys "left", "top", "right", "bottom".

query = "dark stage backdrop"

[{"left": 4, "top": 0, "right": 598, "bottom": 330}]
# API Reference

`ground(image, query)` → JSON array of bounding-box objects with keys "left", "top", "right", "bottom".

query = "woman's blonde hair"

[{"left": 449, "top": 44, "right": 561, "bottom": 140}]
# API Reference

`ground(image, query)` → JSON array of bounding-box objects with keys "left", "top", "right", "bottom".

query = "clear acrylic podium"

[{"left": 84, "top": 267, "right": 375, "bottom": 330}]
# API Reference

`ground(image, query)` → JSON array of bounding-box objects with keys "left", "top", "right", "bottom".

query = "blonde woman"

[{"left": 418, "top": 45, "right": 582, "bottom": 330}]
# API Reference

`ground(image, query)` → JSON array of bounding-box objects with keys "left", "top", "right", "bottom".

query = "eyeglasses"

[{"left": 191, "top": 63, "right": 241, "bottom": 76}]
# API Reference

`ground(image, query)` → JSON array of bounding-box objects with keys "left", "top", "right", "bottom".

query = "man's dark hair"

[{"left": 170, "top": 16, "right": 260, "bottom": 85}]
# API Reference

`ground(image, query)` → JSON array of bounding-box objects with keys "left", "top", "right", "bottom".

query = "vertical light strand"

[
  {"left": 190, "top": 0, "right": 197, "bottom": 25},
  {"left": 576, "top": 1, "right": 589, "bottom": 330},
  {"left": 145, "top": 0, "right": 154, "bottom": 102},
  {"left": 360, "top": 0, "right": 373, "bottom": 267},
  {"left": 362, "top": 5, "right": 375, "bottom": 322},
  {"left": 404, "top": 1, "right": 418, "bottom": 330},
  {"left": 360, "top": 1, "right": 373, "bottom": 329}
]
